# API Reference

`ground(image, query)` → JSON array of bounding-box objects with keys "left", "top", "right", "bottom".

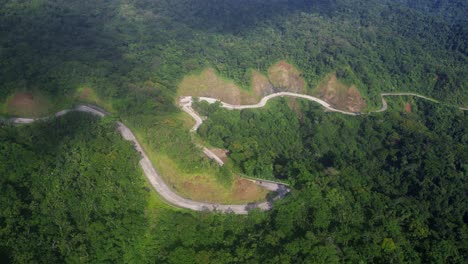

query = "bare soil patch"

[
  {"left": 178, "top": 68, "right": 257, "bottom": 104},
  {"left": 6, "top": 92, "right": 51, "bottom": 117},
  {"left": 181, "top": 176, "right": 220, "bottom": 202},
  {"left": 178, "top": 176, "right": 268, "bottom": 204},
  {"left": 404, "top": 102, "right": 412, "bottom": 113},
  {"left": 267, "top": 61, "right": 306, "bottom": 93},
  {"left": 252, "top": 70, "right": 274, "bottom": 97},
  {"left": 178, "top": 62, "right": 306, "bottom": 105},
  {"left": 232, "top": 178, "right": 269, "bottom": 202},
  {"left": 315, "top": 74, "right": 366, "bottom": 112}
]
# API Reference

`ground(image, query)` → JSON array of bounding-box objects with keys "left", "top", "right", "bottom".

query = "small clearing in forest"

[
  {"left": 6, "top": 92, "right": 51, "bottom": 117},
  {"left": 405, "top": 102, "right": 412, "bottom": 113},
  {"left": 76, "top": 87, "right": 113, "bottom": 111},
  {"left": 178, "top": 68, "right": 257, "bottom": 104}
]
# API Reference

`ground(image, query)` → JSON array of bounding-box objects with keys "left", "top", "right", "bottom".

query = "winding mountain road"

[
  {"left": 180, "top": 91, "right": 466, "bottom": 176},
  {"left": 4, "top": 92, "right": 465, "bottom": 214},
  {"left": 181, "top": 92, "right": 466, "bottom": 127},
  {"left": 6, "top": 105, "right": 289, "bottom": 215}
]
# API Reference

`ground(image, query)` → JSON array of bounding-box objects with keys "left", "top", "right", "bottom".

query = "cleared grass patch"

[
  {"left": 178, "top": 68, "right": 258, "bottom": 104},
  {"left": 179, "top": 110, "right": 197, "bottom": 129},
  {"left": 127, "top": 114, "right": 271, "bottom": 205},
  {"left": 383, "top": 95, "right": 421, "bottom": 114},
  {"left": 75, "top": 86, "right": 114, "bottom": 112},
  {"left": 313, "top": 73, "right": 366, "bottom": 112},
  {"left": 178, "top": 61, "right": 308, "bottom": 106},
  {"left": 150, "top": 153, "right": 269, "bottom": 204}
]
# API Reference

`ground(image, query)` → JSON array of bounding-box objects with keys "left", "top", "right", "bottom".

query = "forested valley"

[{"left": 1, "top": 0, "right": 467, "bottom": 263}]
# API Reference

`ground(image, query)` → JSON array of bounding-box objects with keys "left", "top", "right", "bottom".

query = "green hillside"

[
  {"left": 1, "top": 0, "right": 467, "bottom": 113},
  {"left": 1, "top": 1, "right": 467, "bottom": 263}
]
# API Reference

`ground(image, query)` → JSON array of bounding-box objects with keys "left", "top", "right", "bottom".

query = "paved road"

[
  {"left": 376, "top": 92, "right": 440, "bottom": 113},
  {"left": 183, "top": 92, "right": 465, "bottom": 118},
  {"left": 181, "top": 91, "right": 466, "bottom": 169},
  {"left": 7, "top": 105, "right": 289, "bottom": 214},
  {"left": 5, "top": 92, "right": 465, "bottom": 214}
]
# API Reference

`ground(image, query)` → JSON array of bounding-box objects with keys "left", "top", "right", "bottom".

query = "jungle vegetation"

[
  {"left": 1, "top": 0, "right": 467, "bottom": 110},
  {"left": 1, "top": 99, "right": 467, "bottom": 263},
  {"left": 0, "top": 0, "right": 467, "bottom": 263}
]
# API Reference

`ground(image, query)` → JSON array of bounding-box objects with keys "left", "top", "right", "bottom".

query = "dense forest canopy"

[
  {"left": 0, "top": 114, "right": 152, "bottom": 262},
  {"left": 1, "top": 0, "right": 467, "bottom": 110},
  {"left": 1, "top": 0, "right": 467, "bottom": 263},
  {"left": 1, "top": 99, "right": 466, "bottom": 263},
  {"left": 194, "top": 97, "right": 468, "bottom": 263}
]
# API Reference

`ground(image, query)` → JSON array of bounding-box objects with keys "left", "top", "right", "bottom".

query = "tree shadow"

[
  {"left": 0, "top": 246, "right": 11, "bottom": 264},
  {"left": 162, "top": 0, "right": 336, "bottom": 34}
]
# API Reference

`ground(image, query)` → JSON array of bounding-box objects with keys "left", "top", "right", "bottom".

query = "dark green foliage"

[
  {"left": 1, "top": 98, "right": 466, "bottom": 264},
  {"left": 0, "top": 113, "right": 150, "bottom": 263},
  {"left": 1, "top": 0, "right": 467, "bottom": 108},
  {"left": 196, "top": 99, "right": 303, "bottom": 179},
  {"left": 194, "top": 98, "right": 467, "bottom": 263},
  {"left": 1, "top": 1, "right": 467, "bottom": 263}
]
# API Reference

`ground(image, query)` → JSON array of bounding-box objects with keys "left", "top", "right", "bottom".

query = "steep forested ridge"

[{"left": 1, "top": 0, "right": 467, "bottom": 263}]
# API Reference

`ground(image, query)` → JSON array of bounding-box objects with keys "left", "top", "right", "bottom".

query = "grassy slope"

[{"left": 123, "top": 112, "right": 270, "bottom": 205}]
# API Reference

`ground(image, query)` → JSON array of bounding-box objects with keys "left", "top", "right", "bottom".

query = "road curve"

[
  {"left": 5, "top": 105, "right": 289, "bottom": 215},
  {"left": 180, "top": 91, "right": 466, "bottom": 164},
  {"left": 181, "top": 92, "right": 466, "bottom": 130},
  {"left": 376, "top": 93, "right": 440, "bottom": 113},
  {"left": 5, "top": 92, "right": 465, "bottom": 214}
]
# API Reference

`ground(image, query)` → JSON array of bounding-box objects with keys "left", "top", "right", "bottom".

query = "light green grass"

[
  {"left": 127, "top": 117, "right": 270, "bottom": 204},
  {"left": 75, "top": 86, "right": 114, "bottom": 112}
]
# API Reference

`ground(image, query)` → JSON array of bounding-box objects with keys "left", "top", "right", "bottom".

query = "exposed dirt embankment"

[
  {"left": 178, "top": 61, "right": 307, "bottom": 105},
  {"left": 233, "top": 178, "right": 269, "bottom": 202},
  {"left": 252, "top": 70, "right": 274, "bottom": 97},
  {"left": 267, "top": 61, "right": 306, "bottom": 93},
  {"left": 208, "top": 148, "right": 229, "bottom": 163},
  {"left": 178, "top": 62, "right": 369, "bottom": 113},
  {"left": 6, "top": 92, "right": 51, "bottom": 117},
  {"left": 405, "top": 102, "right": 412, "bottom": 113},
  {"left": 314, "top": 74, "right": 366, "bottom": 112}
]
